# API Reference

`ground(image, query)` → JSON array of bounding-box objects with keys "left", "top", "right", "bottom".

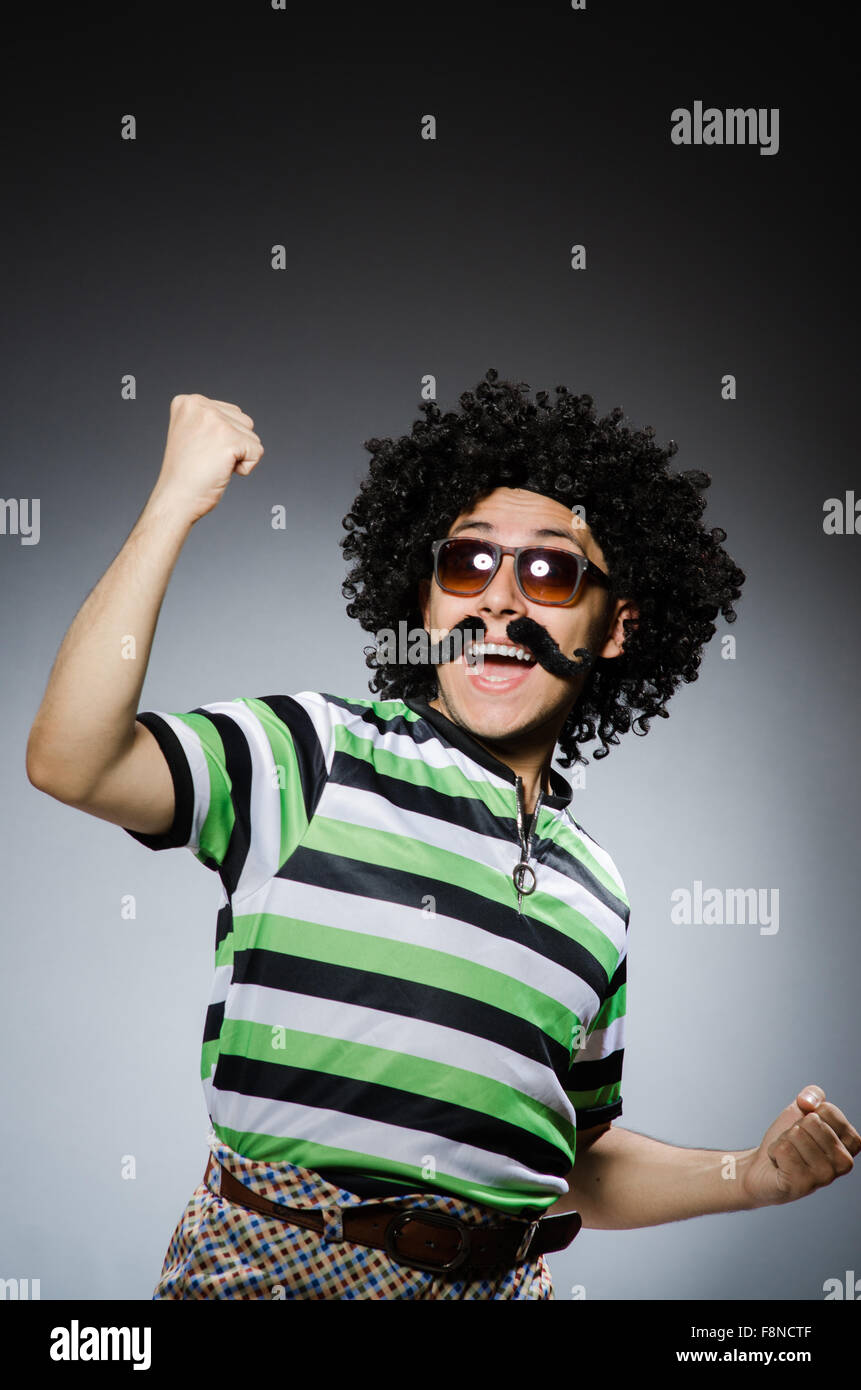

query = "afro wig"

[{"left": 340, "top": 368, "right": 745, "bottom": 767}]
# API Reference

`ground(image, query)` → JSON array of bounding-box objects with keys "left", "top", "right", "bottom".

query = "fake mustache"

[{"left": 429, "top": 615, "right": 595, "bottom": 678}]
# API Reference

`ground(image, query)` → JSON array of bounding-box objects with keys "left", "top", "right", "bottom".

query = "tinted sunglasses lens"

[
  {"left": 519, "top": 548, "right": 582, "bottom": 603},
  {"left": 437, "top": 539, "right": 497, "bottom": 593}
]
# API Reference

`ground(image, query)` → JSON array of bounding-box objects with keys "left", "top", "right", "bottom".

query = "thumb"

[
  {"left": 761, "top": 1085, "right": 826, "bottom": 1156},
  {"left": 795, "top": 1083, "right": 826, "bottom": 1114}
]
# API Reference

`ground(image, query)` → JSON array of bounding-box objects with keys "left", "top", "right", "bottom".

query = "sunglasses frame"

[{"left": 431, "top": 537, "right": 610, "bottom": 607}]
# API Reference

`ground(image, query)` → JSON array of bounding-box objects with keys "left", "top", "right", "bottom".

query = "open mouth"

[
  {"left": 467, "top": 640, "right": 537, "bottom": 666},
  {"left": 464, "top": 640, "right": 538, "bottom": 686}
]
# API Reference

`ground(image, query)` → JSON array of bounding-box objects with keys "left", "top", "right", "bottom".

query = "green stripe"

[
  {"left": 302, "top": 815, "right": 621, "bottom": 978},
  {"left": 565, "top": 1081, "right": 622, "bottom": 1111},
  {"left": 212, "top": 1124, "right": 565, "bottom": 1214},
  {"left": 592, "top": 981, "right": 626, "bottom": 1033},
  {"left": 548, "top": 815, "right": 629, "bottom": 905},
  {"left": 240, "top": 696, "right": 307, "bottom": 865},
  {"left": 333, "top": 724, "right": 515, "bottom": 817},
  {"left": 304, "top": 814, "right": 515, "bottom": 902},
  {"left": 200, "top": 1037, "right": 219, "bottom": 1080},
  {"left": 333, "top": 696, "right": 422, "bottom": 723},
  {"left": 173, "top": 712, "right": 235, "bottom": 865},
  {"left": 219, "top": 1019, "right": 575, "bottom": 1150},
  {"left": 218, "top": 914, "right": 580, "bottom": 1050},
  {"left": 520, "top": 889, "right": 621, "bottom": 979}
]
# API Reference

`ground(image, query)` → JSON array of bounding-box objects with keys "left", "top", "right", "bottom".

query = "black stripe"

[
  {"left": 203, "top": 999, "right": 225, "bottom": 1044},
  {"left": 322, "top": 692, "right": 440, "bottom": 745},
  {"left": 575, "top": 1099, "right": 623, "bottom": 1128},
  {"left": 310, "top": 1168, "right": 447, "bottom": 1199},
  {"left": 608, "top": 954, "right": 627, "bottom": 989},
  {"left": 231, "top": 946, "right": 573, "bottom": 1081},
  {"left": 328, "top": 750, "right": 521, "bottom": 841},
  {"left": 215, "top": 902, "right": 233, "bottom": 952},
  {"left": 277, "top": 846, "right": 612, "bottom": 1002},
  {"left": 569, "top": 1047, "right": 624, "bottom": 1091},
  {"left": 328, "top": 753, "right": 629, "bottom": 927},
  {"left": 258, "top": 695, "right": 329, "bottom": 822},
  {"left": 326, "top": 746, "right": 627, "bottom": 926},
  {"left": 311, "top": 1166, "right": 551, "bottom": 1216},
  {"left": 194, "top": 709, "right": 253, "bottom": 896},
  {"left": 537, "top": 836, "right": 630, "bottom": 925},
  {"left": 213, "top": 1052, "right": 573, "bottom": 1179},
  {"left": 122, "top": 713, "right": 194, "bottom": 850},
  {"left": 406, "top": 699, "right": 572, "bottom": 809}
]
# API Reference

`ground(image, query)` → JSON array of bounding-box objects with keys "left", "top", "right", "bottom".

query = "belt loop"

[
  {"left": 321, "top": 1204, "right": 345, "bottom": 1246},
  {"left": 514, "top": 1220, "right": 540, "bottom": 1262},
  {"left": 204, "top": 1153, "right": 221, "bottom": 1196}
]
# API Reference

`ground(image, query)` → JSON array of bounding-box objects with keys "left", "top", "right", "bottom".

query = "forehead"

[{"left": 448, "top": 486, "right": 593, "bottom": 545}]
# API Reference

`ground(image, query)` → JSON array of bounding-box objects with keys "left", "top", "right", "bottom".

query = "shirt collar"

[{"left": 404, "top": 698, "right": 573, "bottom": 810}]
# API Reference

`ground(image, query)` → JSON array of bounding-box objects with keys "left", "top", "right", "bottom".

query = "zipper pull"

[{"left": 513, "top": 775, "right": 540, "bottom": 911}]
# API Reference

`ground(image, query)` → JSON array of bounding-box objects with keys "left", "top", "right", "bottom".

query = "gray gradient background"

[{"left": 3, "top": 0, "right": 859, "bottom": 1300}]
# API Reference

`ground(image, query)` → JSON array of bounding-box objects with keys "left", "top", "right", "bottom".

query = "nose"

[{"left": 477, "top": 553, "right": 528, "bottom": 618}]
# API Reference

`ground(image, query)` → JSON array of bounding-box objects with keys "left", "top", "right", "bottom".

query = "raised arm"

[{"left": 25, "top": 394, "right": 264, "bottom": 834}]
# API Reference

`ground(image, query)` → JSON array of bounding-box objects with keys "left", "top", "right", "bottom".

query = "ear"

[{"left": 599, "top": 599, "right": 639, "bottom": 660}]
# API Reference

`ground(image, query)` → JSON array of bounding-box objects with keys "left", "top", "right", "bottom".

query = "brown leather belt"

[{"left": 205, "top": 1154, "right": 581, "bottom": 1276}]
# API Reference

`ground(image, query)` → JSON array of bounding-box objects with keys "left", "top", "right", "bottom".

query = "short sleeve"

[
  {"left": 565, "top": 947, "right": 626, "bottom": 1130},
  {"left": 123, "top": 691, "right": 334, "bottom": 893}
]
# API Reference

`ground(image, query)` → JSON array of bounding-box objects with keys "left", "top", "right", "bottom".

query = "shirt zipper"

[{"left": 513, "top": 775, "right": 543, "bottom": 912}]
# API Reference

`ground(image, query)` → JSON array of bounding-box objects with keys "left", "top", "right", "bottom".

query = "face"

[{"left": 419, "top": 487, "right": 638, "bottom": 752}]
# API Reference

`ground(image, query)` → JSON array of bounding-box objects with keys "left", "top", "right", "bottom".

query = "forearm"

[
  {"left": 547, "top": 1126, "right": 759, "bottom": 1229},
  {"left": 26, "top": 485, "right": 195, "bottom": 799}
]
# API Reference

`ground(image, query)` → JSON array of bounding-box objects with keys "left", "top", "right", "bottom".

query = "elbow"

[
  {"left": 25, "top": 738, "right": 49, "bottom": 790},
  {"left": 25, "top": 739, "right": 81, "bottom": 803}
]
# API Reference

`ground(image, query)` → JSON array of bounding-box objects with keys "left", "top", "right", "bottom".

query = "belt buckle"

[{"left": 383, "top": 1209, "right": 471, "bottom": 1274}]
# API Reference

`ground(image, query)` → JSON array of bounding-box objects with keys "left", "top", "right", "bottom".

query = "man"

[{"left": 26, "top": 371, "right": 859, "bottom": 1300}]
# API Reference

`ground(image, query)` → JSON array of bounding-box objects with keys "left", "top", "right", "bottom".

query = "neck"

[{"left": 428, "top": 694, "right": 560, "bottom": 815}]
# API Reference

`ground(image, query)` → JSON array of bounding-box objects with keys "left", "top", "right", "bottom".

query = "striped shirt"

[{"left": 124, "top": 692, "right": 628, "bottom": 1215}]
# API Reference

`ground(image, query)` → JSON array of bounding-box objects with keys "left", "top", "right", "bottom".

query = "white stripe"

[
  {"left": 182, "top": 700, "right": 284, "bottom": 895},
  {"left": 563, "top": 809, "right": 627, "bottom": 901},
  {"left": 155, "top": 714, "right": 212, "bottom": 852},
  {"left": 211, "top": 1089, "right": 569, "bottom": 1199},
  {"left": 576, "top": 1013, "right": 625, "bottom": 1062},
  {"left": 325, "top": 698, "right": 514, "bottom": 793},
  {"left": 311, "top": 780, "right": 628, "bottom": 959},
  {"left": 225, "top": 982, "right": 575, "bottom": 1121},
  {"left": 291, "top": 691, "right": 336, "bottom": 773},
  {"left": 237, "top": 876, "right": 603, "bottom": 1025},
  {"left": 209, "top": 962, "right": 232, "bottom": 1006}
]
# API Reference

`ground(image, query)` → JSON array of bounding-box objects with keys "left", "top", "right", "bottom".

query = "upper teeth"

[{"left": 469, "top": 642, "right": 533, "bottom": 661}]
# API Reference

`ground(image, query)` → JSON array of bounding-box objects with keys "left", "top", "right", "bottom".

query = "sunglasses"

[{"left": 431, "top": 536, "right": 610, "bottom": 606}]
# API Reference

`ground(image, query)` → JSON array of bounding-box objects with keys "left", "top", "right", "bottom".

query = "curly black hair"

[{"left": 340, "top": 368, "right": 745, "bottom": 767}]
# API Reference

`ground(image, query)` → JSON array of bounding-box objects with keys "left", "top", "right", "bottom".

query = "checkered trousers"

[{"left": 153, "top": 1137, "right": 555, "bottom": 1300}]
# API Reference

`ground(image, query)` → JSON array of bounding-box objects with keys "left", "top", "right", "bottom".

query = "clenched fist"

[
  {"left": 154, "top": 393, "right": 264, "bottom": 524},
  {"left": 739, "top": 1085, "right": 859, "bottom": 1209}
]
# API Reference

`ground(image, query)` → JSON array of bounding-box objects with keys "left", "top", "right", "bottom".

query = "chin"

[{"left": 443, "top": 688, "right": 538, "bottom": 737}]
